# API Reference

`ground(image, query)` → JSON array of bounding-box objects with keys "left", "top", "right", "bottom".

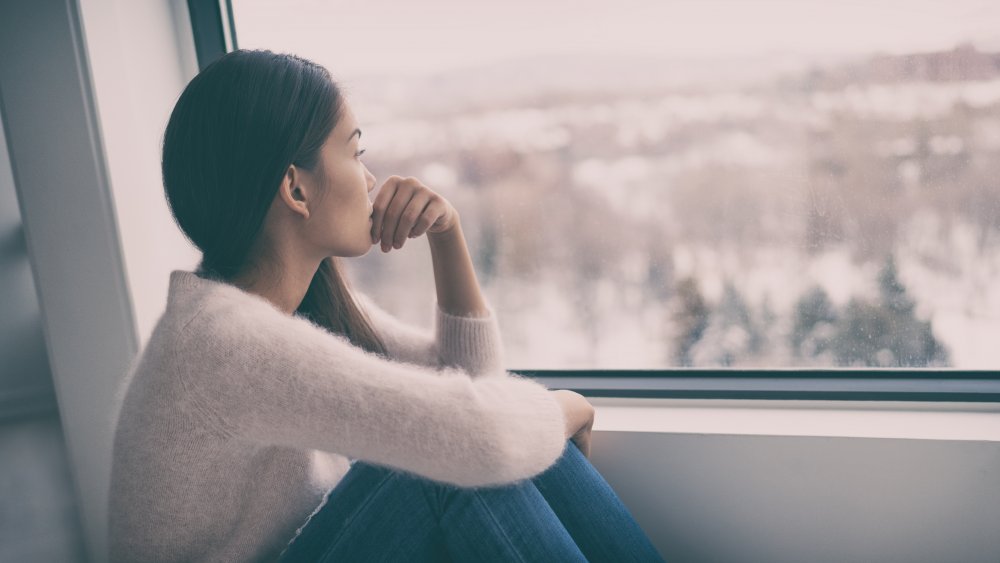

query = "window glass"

[{"left": 232, "top": 0, "right": 1000, "bottom": 369}]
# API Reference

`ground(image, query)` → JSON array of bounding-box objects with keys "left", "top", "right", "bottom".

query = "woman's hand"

[
  {"left": 372, "top": 175, "right": 488, "bottom": 317},
  {"left": 550, "top": 389, "right": 596, "bottom": 458},
  {"left": 370, "top": 176, "right": 459, "bottom": 253}
]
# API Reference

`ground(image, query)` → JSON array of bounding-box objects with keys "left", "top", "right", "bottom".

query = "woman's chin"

[
  {"left": 357, "top": 238, "right": 376, "bottom": 256},
  {"left": 330, "top": 239, "right": 374, "bottom": 258}
]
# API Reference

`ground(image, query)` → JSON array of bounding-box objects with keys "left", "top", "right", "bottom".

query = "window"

[{"left": 227, "top": 0, "right": 1000, "bottom": 374}]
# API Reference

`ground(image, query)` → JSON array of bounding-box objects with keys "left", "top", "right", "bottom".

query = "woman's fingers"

[
  {"left": 391, "top": 192, "right": 432, "bottom": 249},
  {"left": 407, "top": 197, "right": 444, "bottom": 239},
  {"left": 573, "top": 424, "right": 593, "bottom": 459},
  {"left": 373, "top": 177, "right": 416, "bottom": 251},
  {"left": 369, "top": 175, "right": 402, "bottom": 245},
  {"left": 370, "top": 176, "right": 454, "bottom": 252},
  {"left": 379, "top": 187, "right": 415, "bottom": 250},
  {"left": 572, "top": 430, "right": 591, "bottom": 459}
]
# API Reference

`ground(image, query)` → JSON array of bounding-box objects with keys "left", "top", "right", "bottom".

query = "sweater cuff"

[{"left": 434, "top": 300, "right": 505, "bottom": 377}]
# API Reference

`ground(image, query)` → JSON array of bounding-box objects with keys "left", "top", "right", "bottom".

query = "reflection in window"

[{"left": 233, "top": 0, "right": 1000, "bottom": 369}]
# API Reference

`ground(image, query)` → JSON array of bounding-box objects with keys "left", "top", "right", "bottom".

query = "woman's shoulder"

[
  {"left": 157, "top": 272, "right": 403, "bottom": 388},
  {"left": 164, "top": 272, "right": 300, "bottom": 340}
]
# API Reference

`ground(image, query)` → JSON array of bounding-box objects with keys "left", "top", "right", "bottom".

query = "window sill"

[{"left": 588, "top": 397, "right": 1000, "bottom": 442}]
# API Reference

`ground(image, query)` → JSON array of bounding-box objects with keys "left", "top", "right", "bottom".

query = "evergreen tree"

[
  {"left": 671, "top": 277, "right": 708, "bottom": 366},
  {"left": 791, "top": 286, "right": 838, "bottom": 360},
  {"left": 831, "top": 254, "right": 949, "bottom": 367},
  {"left": 689, "top": 282, "right": 761, "bottom": 366},
  {"left": 474, "top": 219, "right": 499, "bottom": 284},
  {"left": 721, "top": 282, "right": 764, "bottom": 357},
  {"left": 875, "top": 255, "right": 948, "bottom": 366},
  {"left": 878, "top": 254, "right": 915, "bottom": 316},
  {"left": 757, "top": 294, "right": 780, "bottom": 363},
  {"left": 832, "top": 298, "right": 893, "bottom": 366}
]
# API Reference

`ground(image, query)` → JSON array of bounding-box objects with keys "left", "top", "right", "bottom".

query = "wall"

[
  {"left": 0, "top": 82, "right": 56, "bottom": 420},
  {"left": 0, "top": 1, "right": 200, "bottom": 561},
  {"left": 587, "top": 398, "right": 1000, "bottom": 563},
  {"left": 73, "top": 0, "right": 202, "bottom": 559},
  {"left": 77, "top": 0, "right": 201, "bottom": 345}
]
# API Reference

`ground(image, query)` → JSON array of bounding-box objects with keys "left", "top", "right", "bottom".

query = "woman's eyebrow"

[{"left": 347, "top": 128, "right": 361, "bottom": 143}]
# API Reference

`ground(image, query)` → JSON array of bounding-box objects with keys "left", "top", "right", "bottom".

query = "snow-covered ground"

[
  {"left": 487, "top": 219, "right": 1000, "bottom": 369},
  {"left": 349, "top": 76, "right": 1000, "bottom": 369}
]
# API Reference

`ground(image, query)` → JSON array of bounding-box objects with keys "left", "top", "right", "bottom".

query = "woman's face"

[{"left": 302, "top": 100, "right": 378, "bottom": 257}]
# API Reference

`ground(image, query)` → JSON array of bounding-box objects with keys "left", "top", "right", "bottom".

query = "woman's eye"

[{"left": 355, "top": 148, "right": 366, "bottom": 158}]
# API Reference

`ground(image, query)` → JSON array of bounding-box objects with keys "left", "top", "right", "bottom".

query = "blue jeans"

[{"left": 278, "top": 439, "right": 665, "bottom": 562}]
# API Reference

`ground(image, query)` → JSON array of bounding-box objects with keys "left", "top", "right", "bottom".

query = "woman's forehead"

[{"left": 337, "top": 101, "right": 358, "bottom": 133}]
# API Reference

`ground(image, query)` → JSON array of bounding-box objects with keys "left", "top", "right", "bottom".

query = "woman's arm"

[
  {"left": 367, "top": 177, "right": 506, "bottom": 376},
  {"left": 370, "top": 176, "right": 488, "bottom": 319},
  {"left": 355, "top": 289, "right": 506, "bottom": 378},
  {"left": 427, "top": 218, "right": 489, "bottom": 318},
  {"left": 179, "top": 298, "right": 566, "bottom": 488}
]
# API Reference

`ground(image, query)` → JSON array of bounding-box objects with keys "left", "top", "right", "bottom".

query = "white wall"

[
  {"left": 587, "top": 398, "right": 1000, "bottom": 563},
  {"left": 78, "top": 0, "right": 202, "bottom": 346},
  {"left": 0, "top": 96, "right": 57, "bottom": 420},
  {"left": 0, "top": 1, "right": 201, "bottom": 562},
  {"left": 0, "top": 1, "right": 131, "bottom": 560},
  {"left": 73, "top": 1, "right": 202, "bottom": 560}
]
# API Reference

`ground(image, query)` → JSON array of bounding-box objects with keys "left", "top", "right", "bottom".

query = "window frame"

[
  {"left": 197, "top": 0, "right": 1000, "bottom": 403},
  {"left": 187, "top": 0, "right": 238, "bottom": 70}
]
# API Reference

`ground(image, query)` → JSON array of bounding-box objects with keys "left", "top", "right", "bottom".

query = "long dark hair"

[{"left": 161, "top": 49, "right": 386, "bottom": 356}]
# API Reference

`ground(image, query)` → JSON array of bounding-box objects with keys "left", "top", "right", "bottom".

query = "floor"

[{"left": 0, "top": 415, "right": 87, "bottom": 562}]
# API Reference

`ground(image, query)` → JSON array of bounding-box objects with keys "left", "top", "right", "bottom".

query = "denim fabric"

[{"left": 278, "top": 439, "right": 665, "bottom": 562}]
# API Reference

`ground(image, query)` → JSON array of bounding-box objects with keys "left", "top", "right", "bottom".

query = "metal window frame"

[
  {"left": 194, "top": 1, "right": 1000, "bottom": 403},
  {"left": 187, "top": 0, "right": 238, "bottom": 70},
  {"left": 518, "top": 369, "right": 1000, "bottom": 402}
]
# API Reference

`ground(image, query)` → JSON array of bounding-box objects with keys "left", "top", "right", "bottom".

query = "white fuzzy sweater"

[{"left": 107, "top": 269, "right": 567, "bottom": 563}]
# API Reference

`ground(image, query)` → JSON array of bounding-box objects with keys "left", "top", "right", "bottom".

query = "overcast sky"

[{"left": 233, "top": 0, "right": 1000, "bottom": 77}]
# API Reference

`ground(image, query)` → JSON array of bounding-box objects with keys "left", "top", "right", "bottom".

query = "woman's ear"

[{"left": 277, "top": 164, "right": 310, "bottom": 220}]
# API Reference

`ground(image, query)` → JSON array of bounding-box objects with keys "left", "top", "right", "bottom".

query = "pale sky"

[{"left": 233, "top": 0, "right": 1000, "bottom": 77}]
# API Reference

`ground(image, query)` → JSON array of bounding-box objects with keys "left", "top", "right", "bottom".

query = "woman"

[{"left": 107, "top": 48, "right": 664, "bottom": 562}]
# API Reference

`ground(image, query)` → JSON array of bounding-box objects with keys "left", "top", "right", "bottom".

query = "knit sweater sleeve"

[
  {"left": 354, "top": 291, "right": 505, "bottom": 378},
  {"left": 178, "top": 299, "right": 567, "bottom": 488}
]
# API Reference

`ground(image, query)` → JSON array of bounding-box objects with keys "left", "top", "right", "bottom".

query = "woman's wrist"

[
  {"left": 427, "top": 212, "right": 462, "bottom": 245},
  {"left": 428, "top": 216, "right": 489, "bottom": 317}
]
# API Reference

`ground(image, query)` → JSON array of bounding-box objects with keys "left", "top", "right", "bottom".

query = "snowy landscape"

[
  {"left": 231, "top": 0, "right": 1000, "bottom": 369},
  {"left": 329, "top": 45, "right": 1000, "bottom": 369}
]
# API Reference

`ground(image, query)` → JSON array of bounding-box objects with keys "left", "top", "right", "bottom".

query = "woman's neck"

[{"left": 230, "top": 255, "right": 321, "bottom": 316}]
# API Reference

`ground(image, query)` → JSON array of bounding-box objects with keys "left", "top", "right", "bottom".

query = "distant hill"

[
  {"left": 344, "top": 50, "right": 835, "bottom": 115},
  {"left": 792, "top": 44, "right": 1000, "bottom": 90},
  {"left": 345, "top": 44, "right": 1000, "bottom": 116}
]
